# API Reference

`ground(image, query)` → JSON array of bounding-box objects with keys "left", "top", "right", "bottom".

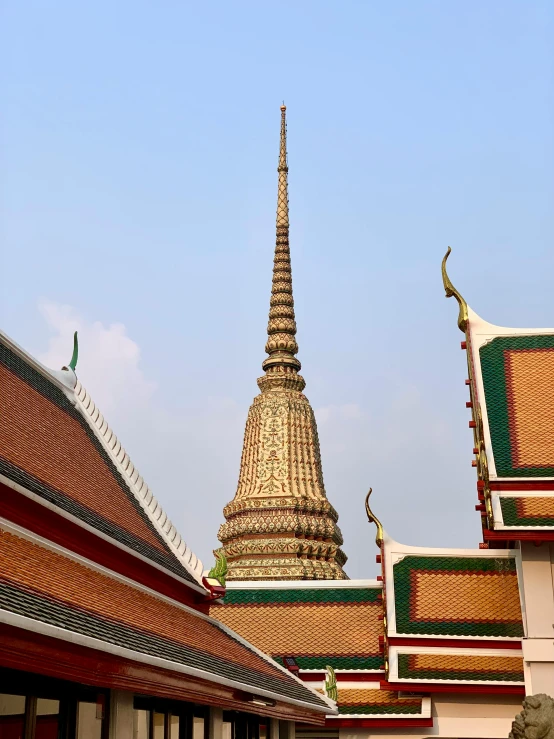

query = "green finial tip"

[{"left": 68, "top": 331, "right": 79, "bottom": 371}]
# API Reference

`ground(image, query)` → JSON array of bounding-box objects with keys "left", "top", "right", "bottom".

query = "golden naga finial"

[
  {"left": 365, "top": 488, "right": 384, "bottom": 548},
  {"left": 441, "top": 247, "right": 468, "bottom": 333}
]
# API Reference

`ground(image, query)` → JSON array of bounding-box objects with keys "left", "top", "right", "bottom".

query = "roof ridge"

[
  {"left": 0, "top": 328, "right": 76, "bottom": 397},
  {"left": 73, "top": 379, "right": 205, "bottom": 586},
  {"left": 0, "top": 328, "right": 205, "bottom": 589}
]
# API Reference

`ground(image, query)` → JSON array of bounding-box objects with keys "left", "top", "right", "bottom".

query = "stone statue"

[{"left": 509, "top": 694, "right": 554, "bottom": 739}]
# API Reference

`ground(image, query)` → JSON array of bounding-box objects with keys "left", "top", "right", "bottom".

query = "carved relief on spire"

[
  {"left": 263, "top": 105, "right": 301, "bottom": 375},
  {"left": 218, "top": 106, "right": 348, "bottom": 580}
]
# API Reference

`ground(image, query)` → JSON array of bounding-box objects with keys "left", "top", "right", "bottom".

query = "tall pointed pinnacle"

[
  {"left": 261, "top": 104, "right": 302, "bottom": 379},
  {"left": 217, "top": 106, "right": 348, "bottom": 580},
  {"left": 277, "top": 103, "right": 289, "bottom": 229}
]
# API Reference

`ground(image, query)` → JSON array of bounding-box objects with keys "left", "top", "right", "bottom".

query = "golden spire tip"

[{"left": 261, "top": 99, "right": 299, "bottom": 376}]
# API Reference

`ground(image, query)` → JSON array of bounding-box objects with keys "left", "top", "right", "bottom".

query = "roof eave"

[{"left": 0, "top": 609, "right": 333, "bottom": 715}]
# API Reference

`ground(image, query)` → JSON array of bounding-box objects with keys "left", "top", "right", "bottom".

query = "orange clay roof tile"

[
  {"left": 0, "top": 528, "right": 330, "bottom": 709},
  {"left": 0, "top": 336, "right": 202, "bottom": 585}
]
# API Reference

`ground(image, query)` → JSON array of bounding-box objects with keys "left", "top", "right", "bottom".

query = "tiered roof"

[
  {"left": 380, "top": 537, "right": 525, "bottom": 689},
  {"left": 390, "top": 551, "right": 523, "bottom": 639},
  {"left": 0, "top": 332, "right": 204, "bottom": 587},
  {"left": 212, "top": 581, "right": 432, "bottom": 727},
  {"left": 0, "top": 523, "right": 329, "bottom": 711},
  {"left": 0, "top": 328, "right": 333, "bottom": 720},
  {"left": 334, "top": 688, "right": 425, "bottom": 718},
  {"left": 442, "top": 248, "right": 554, "bottom": 541},
  {"left": 214, "top": 581, "right": 382, "bottom": 671}
]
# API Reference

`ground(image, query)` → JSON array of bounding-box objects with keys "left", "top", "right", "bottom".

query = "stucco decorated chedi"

[{"left": 217, "top": 106, "right": 347, "bottom": 580}]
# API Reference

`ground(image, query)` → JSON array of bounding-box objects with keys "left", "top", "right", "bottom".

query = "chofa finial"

[
  {"left": 441, "top": 247, "right": 468, "bottom": 333},
  {"left": 365, "top": 488, "right": 384, "bottom": 548},
  {"left": 68, "top": 331, "right": 79, "bottom": 371}
]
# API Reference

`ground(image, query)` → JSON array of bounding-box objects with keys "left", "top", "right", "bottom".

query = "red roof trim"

[
  {"left": 485, "top": 529, "right": 554, "bottom": 542},
  {"left": 325, "top": 718, "right": 433, "bottom": 728},
  {"left": 381, "top": 680, "right": 524, "bottom": 695},
  {"left": 0, "top": 623, "right": 325, "bottom": 724},
  {"left": 388, "top": 637, "right": 521, "bottom": 649},
  {"left": 490, "top": 481, "right": 554, "bottom": 491}
]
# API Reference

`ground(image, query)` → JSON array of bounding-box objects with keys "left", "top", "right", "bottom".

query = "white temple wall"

[
  {"left": 525, "top": 661, "right": 554, "bottom": 695},
  {"left": 337, "top": 691, "right": 521, "bottom": 738},
  {"left": 519, "top": 541, "right": 554, "bottom": 696}
]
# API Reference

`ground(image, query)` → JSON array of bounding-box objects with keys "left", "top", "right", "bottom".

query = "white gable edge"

[
  {"left": 73, "top": 379, "right": 205, "bottom": 586},
  {"left": 0, "top": 328, "right": 206, "bottom": 589}
]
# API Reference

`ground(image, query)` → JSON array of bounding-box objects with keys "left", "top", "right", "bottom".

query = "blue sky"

[{"left": 2, "top": 1, "right": 553, "bottom": 577}]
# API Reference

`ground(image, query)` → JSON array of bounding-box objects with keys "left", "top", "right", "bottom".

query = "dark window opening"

[{"left": 0, "top": 668, "right": 108, "bottom": 739}]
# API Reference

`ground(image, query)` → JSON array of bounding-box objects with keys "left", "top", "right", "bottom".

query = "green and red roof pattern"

[
  {"left": 392, "top": 556, "right": 523, "bottom": 637},
  {"left": 214, "top": 585, "right": 384, "bottom": 672},
  {"left": 480, "top": 335, "right": 554, "bottom": 478},
  {"left": 500, "top": 497, "right": 554, "bottom": 527},
  {"left": 397, "top": 653, "right": 524, "bottom": 683}
]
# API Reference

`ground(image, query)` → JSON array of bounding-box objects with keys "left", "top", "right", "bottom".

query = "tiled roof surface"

[
  {"left": 500, "top": 496, "right": 554, "bottom": 527},
  {"left": 72, "top": 378, "right": 203, "bottom": 582},
  {"left": 0, "top": 528, "right": 328, "bottom": 709},
  {"left": 334, "top": 688, "right": 422, "bottom": 716},
  {"left": 0, "top": 339, "right": 196, "bottom": 584},
  {"left": 480, "top": 336, "right": 554, "bottom": 477},
  {"left": 397, "top": 653, "right": 524, "bottom": 683},
  {"left": 223, "top": 588, "right": 373, "bottom": 604},
  {"left": 213, "top": 587, "right": 383, "bottom": 671},
  {"left": 393, "top": 556, "right": 523, "bottom": 637}
]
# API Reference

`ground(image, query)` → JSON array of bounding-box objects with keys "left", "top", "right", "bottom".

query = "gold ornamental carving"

[{"left": 218, "top": 106, "right": 348, "bottom": 580}]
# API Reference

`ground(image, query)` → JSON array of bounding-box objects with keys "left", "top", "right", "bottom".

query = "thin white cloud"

[
  {"left": 38, "top": 300, "right": 156, "bottom": 419},
  {"left": 36, "top": 301, "right": 244, "bottom": 569}
]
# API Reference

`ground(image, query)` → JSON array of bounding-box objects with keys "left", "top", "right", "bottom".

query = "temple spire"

[
  {"left": 262, "top": 105, "right": 301, "bottom": 374},
  {"left": 217, "top": 105, "right": 348, "bottom": 580},
  {"left": 277, "top": 104, "right": 289, "bottom": 229}
]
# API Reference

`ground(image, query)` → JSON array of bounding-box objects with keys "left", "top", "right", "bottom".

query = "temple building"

[
  {"left": 0, "top": 329, "right": 334, "bottom": 737},
  {"left": 210, "top": 107, "right": 554, "bottom": 736},
  {"left": 2, "top": 105, "right": 553, "bottom": 738}
]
